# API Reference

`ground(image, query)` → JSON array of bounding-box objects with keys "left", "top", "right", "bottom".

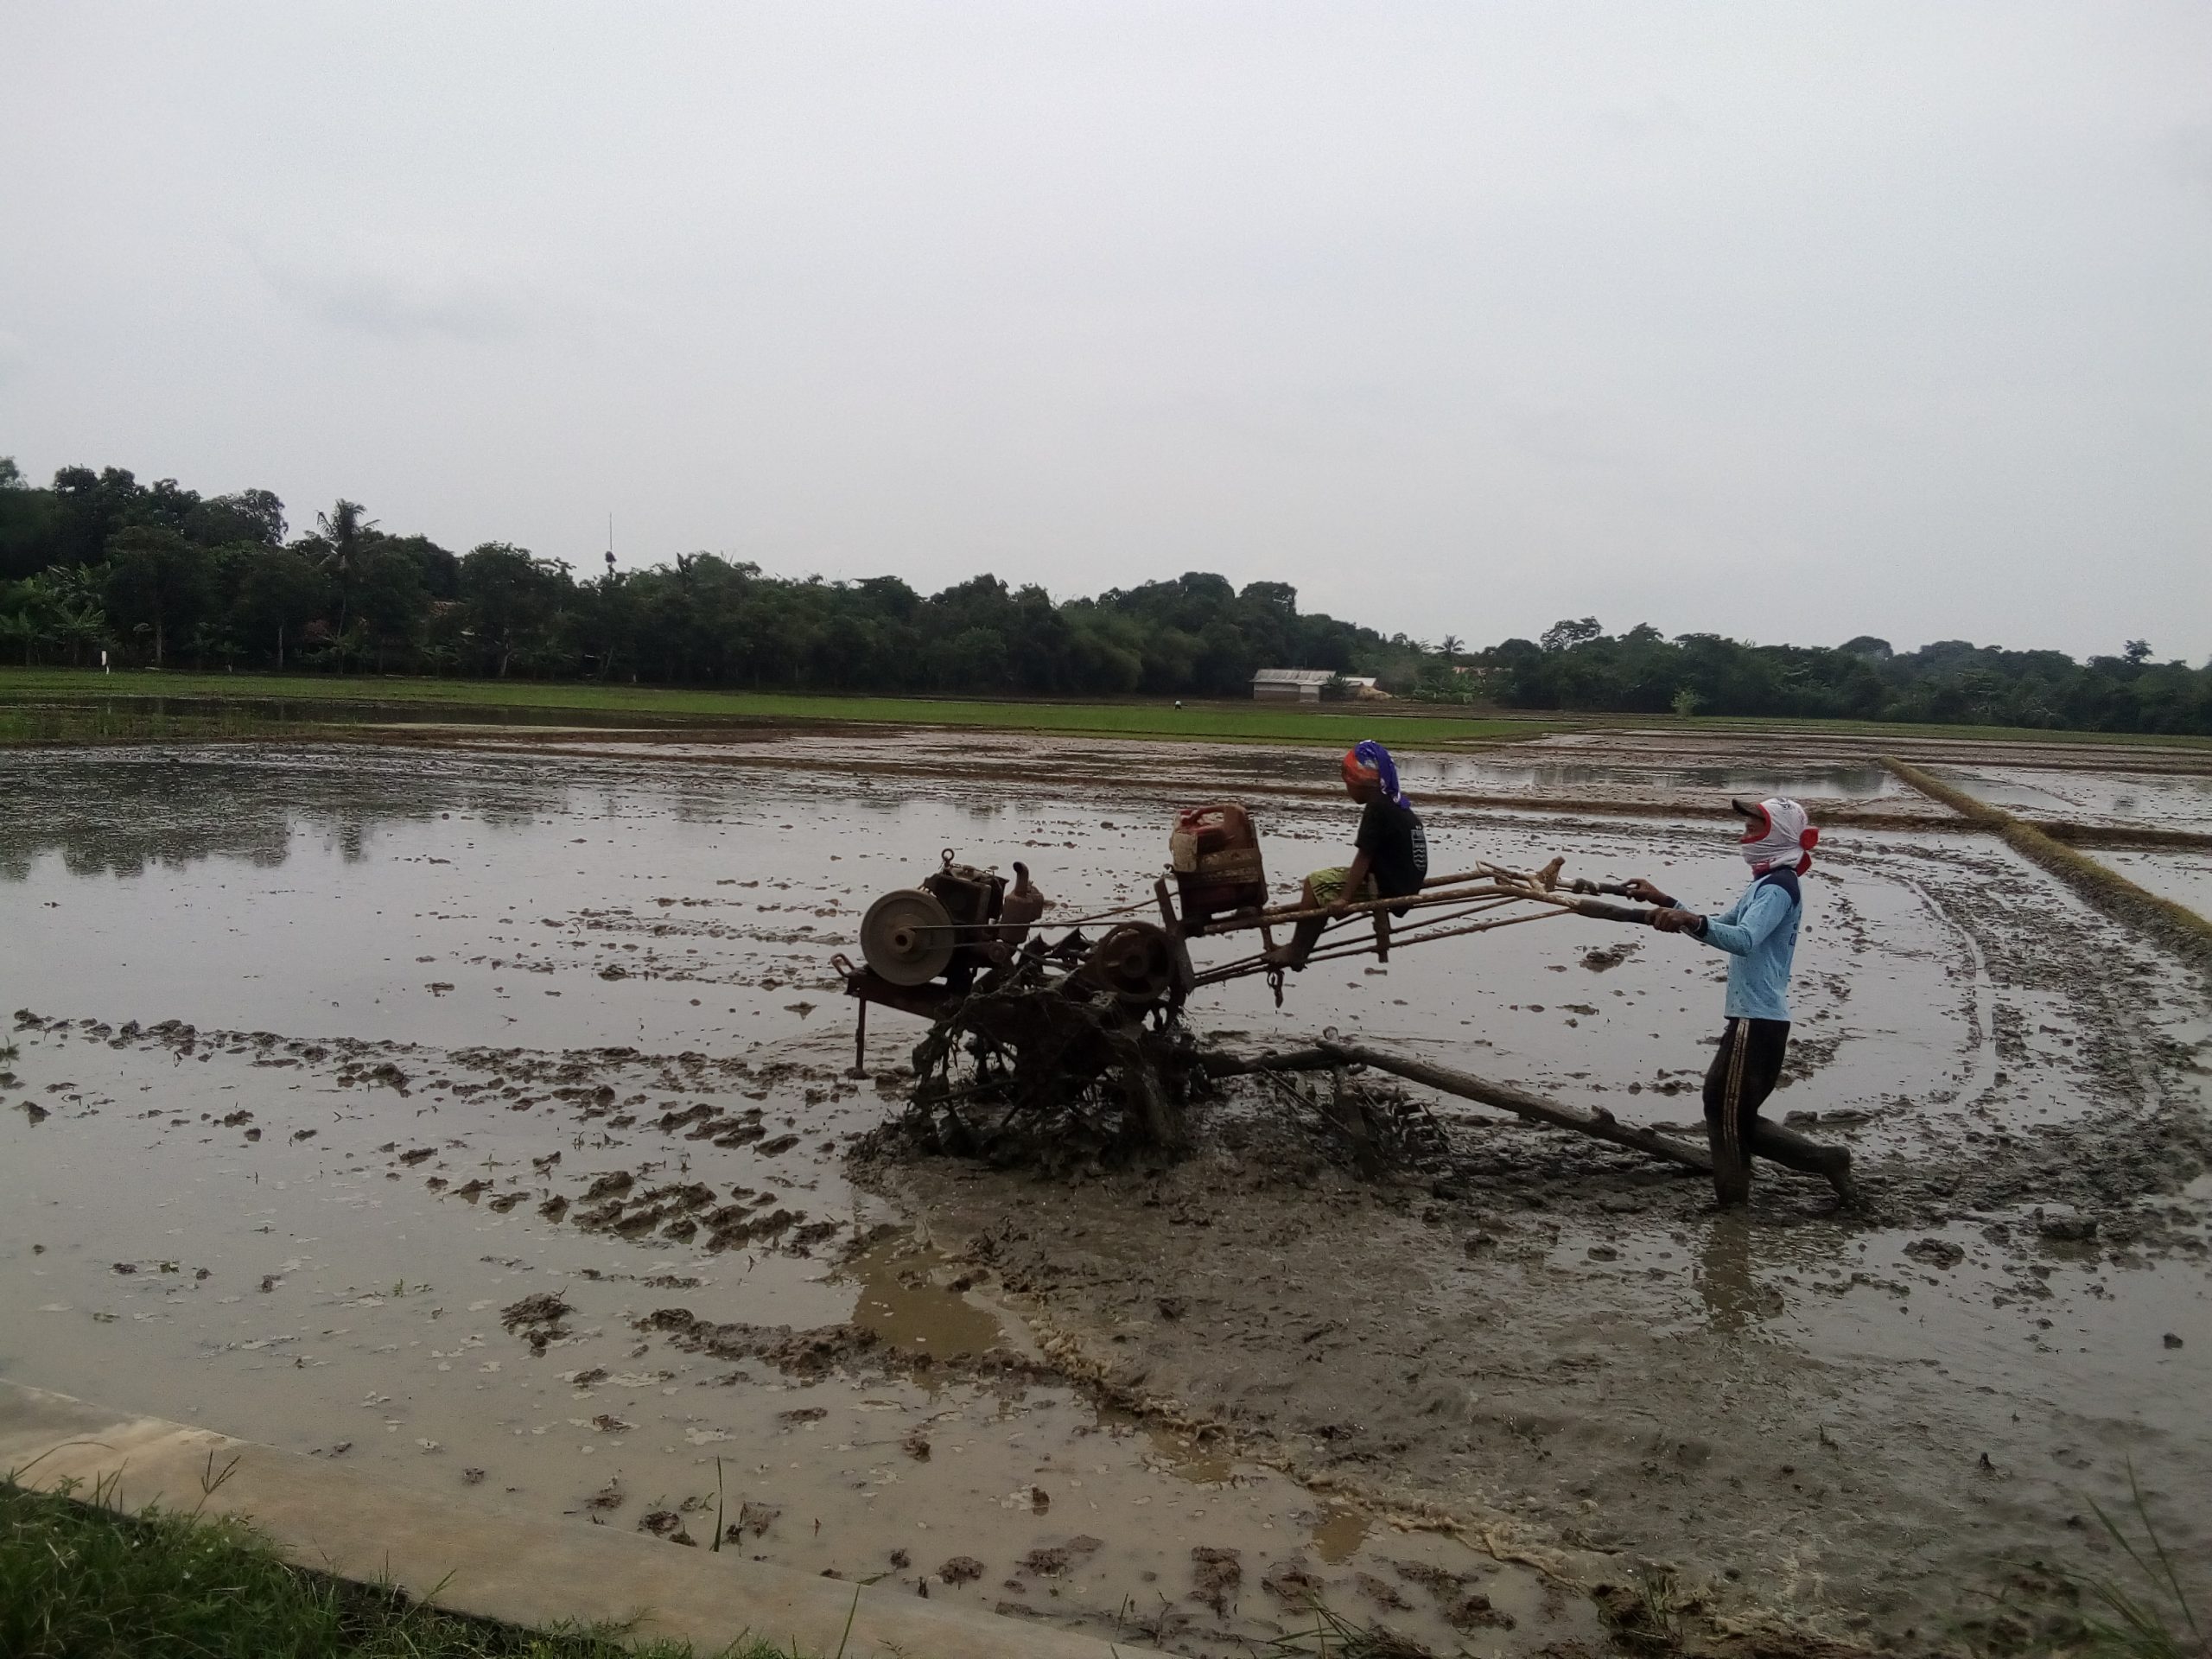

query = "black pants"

[{"left": 1701, "top": 1017, "right": 1789, "bottom": 1205}]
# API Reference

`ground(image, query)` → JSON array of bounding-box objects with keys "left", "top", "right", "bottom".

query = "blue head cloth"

[{"left": 1346, "top": 739, "right": 1410, "bottom": 809}]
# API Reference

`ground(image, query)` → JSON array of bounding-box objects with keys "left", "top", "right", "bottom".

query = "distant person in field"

[
  {"left": 1621, "top": 797, "right": 1819, "bottom": 1207},
  {"left": 1266, "top": 740, "right": 1427, "bottom": 969}
]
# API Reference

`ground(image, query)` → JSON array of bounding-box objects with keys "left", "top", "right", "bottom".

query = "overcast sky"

[{"left": 3, "top": 4, "right": 2207, "bottom": 660}]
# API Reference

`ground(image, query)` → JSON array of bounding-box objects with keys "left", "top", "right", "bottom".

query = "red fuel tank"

[{"left": 1169, "top": 804, "right": 1268, "bottom": 929}]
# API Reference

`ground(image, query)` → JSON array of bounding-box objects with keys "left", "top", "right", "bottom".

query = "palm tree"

[
  {"left": 315, "top": 499, "right": 378, "bottom": 642},
  {"left": 53, "top": 602, "right": 110, "bottom": 667},
  {"left": 41, "top": 563, "right": 102, "bottom": 610},
  {"left": 21, "top": 567, "right": 106, "bottom": 665},
  {"left": 1439, "top": 633, "right": 1463, "bottom": 660}
]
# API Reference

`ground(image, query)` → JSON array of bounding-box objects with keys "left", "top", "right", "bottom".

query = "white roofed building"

[{"left": 1251, "top": 668, "right": 1336, "bottom": 702}]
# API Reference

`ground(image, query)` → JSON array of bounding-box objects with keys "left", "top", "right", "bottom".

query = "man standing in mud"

[{"left": 1622, "top": 798, "right": 1820, "bottom": 1207}]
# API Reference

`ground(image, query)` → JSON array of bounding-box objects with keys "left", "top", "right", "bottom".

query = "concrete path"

[{"left": 0, "top": 1379, "right": 1160, "bottom": 1658}]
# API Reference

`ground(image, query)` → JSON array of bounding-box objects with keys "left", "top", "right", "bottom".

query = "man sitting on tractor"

[{"left": 1266, "top": 740, "right": 1427, "bottom": 970}]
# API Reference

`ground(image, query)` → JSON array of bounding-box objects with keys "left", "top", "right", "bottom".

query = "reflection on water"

[
  {"left": 0, "top": 741, "right": 2062, "bottom": 1145},
  {"left": 835, "top": 1236, "right": 1007, "bottom": 1359},
  {"left": 2092, "top": 851, "right": 2212, "bottom": 924},
  {"left": 1694, "top": 1214, "right": 1785, "bottom": 1332},
  {"left": 1938, "top": 766, "right": 2212, "bottom": 830},
  {"left": 0, "top": 750, "right": 566, "bottom": 880},
  {"left": 0, "top": 720, "right": 1904, "bottom": 889},
  {"left": 1415, "top": 759, "right": 1893, "bottom": 798}
]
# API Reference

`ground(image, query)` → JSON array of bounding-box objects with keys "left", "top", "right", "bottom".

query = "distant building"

[
  {"left": 1251, "top": 668, "right": 1336, "bottom": 702},
  {"left": 1251, "top": 669, "right": 1392, "bottom": 702}
]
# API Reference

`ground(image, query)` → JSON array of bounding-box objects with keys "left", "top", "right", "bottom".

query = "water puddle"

[
  {"left": 1308, "top": 1503, "right": 1372, "bottom": 1563},
  {"left": 833, "top": 1236, "right": 1008, "bottom": 1360}
]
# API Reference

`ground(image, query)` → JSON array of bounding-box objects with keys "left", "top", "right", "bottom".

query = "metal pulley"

[
  {"left": 859, "top": 888, "right": 957, "bottom": 985},
  {"left": 1081, "top": 922, "right": 1176, "bottom": 1004}
]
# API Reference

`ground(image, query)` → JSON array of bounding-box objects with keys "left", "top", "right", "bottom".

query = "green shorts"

[{"left": 1305, "top": 868, "right": 1377, "bottom": 906}]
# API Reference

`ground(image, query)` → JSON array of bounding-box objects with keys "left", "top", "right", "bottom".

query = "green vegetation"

[
  {"left": 0, "top": 696, "right": 318, "bottom": 748},
  {"left": 8, "top": 667, "right": 2203, "bottom": 754},
  {"left": 1491, "top": 620, "right": 2212, "bottom": 735},
  {"left": 2, "top": 1475, "right": 794, "bottom": 1659},
  {"left": 1952, "top": 1476, "right": 2206, "bottom": 1659},
  {"left": 0, "top": 667, "right": 1535, "bottom": 747},
  {"left": 2064, "top": 1479, "right": 2206, "bottom": 1659},
  {"left": 0, "top": 463, "right": 1428, "bottom": 699},
  {"left": 3, "top": 458, "right": 2206, "bottom": 734}
]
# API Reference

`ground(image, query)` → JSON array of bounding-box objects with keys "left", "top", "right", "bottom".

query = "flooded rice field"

[
  {"left": 407, "top": 720, "right": 2212, "bottom": 840},
  {"left": 416, "top": 723, "right": 1958, "bottom": 829},
  {"left": 3, "top": 734, "right": 2209, "bottom": 1656},
  {"left": 2087, "top": 848, "right": 2212, "bottom": 923},
  {"left": 1931, "top": 765, "right": 2212, "bottom": 833}
]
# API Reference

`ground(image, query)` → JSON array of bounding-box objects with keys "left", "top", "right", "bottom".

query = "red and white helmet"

[{"left": 1730, "top": 796, "right": 1817, "bottom": 875}]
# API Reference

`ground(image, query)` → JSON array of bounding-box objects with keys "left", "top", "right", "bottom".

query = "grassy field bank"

[
  {"left": 3, "top": 667, "right": 2206, "bottom": 752},
  {"left": 0, "top": 667, "right": 1535, "bottom": 747},
  {"left": 0, "top": 1478, "right": 786, "bottom": 1659}
]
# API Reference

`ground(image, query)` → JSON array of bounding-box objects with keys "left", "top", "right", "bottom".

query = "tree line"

[
  {"left": 1471, "top": 617, "right": 2209, "bottom": 734},
  {"left": 2, "top": 459, "right": 2206, "bottom": 734}
]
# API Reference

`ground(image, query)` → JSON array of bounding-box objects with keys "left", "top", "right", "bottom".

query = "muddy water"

[
  {"left": 452, "top": 726, "right": 1954, "bottom": 829},
  {"left": 0, "top": 747, "right": 2117, "bottom": 1147},
  {"left": 4, "top": 741, "right": 2209, "bottom": 1655},
  {"left": 1939, "top": 765, "right": 2212, "bottom": 832},
  {"left": 0, "top": 745, "right": 1612, "bottom": 1655},
  {"left": 866, "top": 796, "right": 2212, "bottom": 1648},
  {"left": 2088, "top": 848, "right": 2212, "bottom": 918},
  {"left": 1415, "top": 758, "right": 1891, "bottom": 799}
]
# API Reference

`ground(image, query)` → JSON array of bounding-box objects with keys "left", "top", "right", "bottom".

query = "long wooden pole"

[
  {"left": 1206, "top": 1042, "right": 1855, "bottom": 1192},
  {"left": 1207, "top": 1044, "right": 1713, "bottom": 1171},
  {"left": 1325, "top": 1042, "right": 1717, "bottom": 1170}
]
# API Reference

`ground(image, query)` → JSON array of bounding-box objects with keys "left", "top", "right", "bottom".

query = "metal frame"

[{"left": 836, "top": 850, "right": 1660, "bottom": 1056}]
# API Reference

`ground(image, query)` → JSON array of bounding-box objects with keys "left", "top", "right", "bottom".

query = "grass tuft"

[
  {"left": 2069, "top": 1468, "right": 2203, "bottom": 1659},
  {"left": 1249, "top": 1596, "right": 1434, "bottom": 1658},
  {"left": 1955, "top": 1470, "right": 2204, "bottom": 1659},
  {"left": 1, "top": 1474, "right": 798, "bottom": 1659}
]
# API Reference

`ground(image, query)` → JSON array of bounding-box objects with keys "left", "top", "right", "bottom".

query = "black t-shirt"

[{"left": 1356, "top": 799, "right": 1428, "bottom": 904}]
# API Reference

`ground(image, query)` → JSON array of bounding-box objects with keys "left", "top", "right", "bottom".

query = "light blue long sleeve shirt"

[{"left": 1694, "top": 870, "right": 1802, "bottom": 1022}]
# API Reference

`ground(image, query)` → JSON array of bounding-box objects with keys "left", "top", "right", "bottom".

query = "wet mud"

[
  {"left": 3, "top": 736, "right": 2209, "bottom": 1656},
  {"left": 2086, "top": 848, "right": 2212, "bottom": 922}
]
